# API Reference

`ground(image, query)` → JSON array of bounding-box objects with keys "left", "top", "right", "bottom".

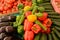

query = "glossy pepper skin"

[
  {"left": 24, "top": 31, "right": 34, "bottom": 40},
  {"left": 41, "top": 24, "right": 51, "bottom": 34},
  {"left": 31, "top": 24, "right": 41, "bottom": 34},
  {"left": 38, "top": 12, "right": 48, "bottom": 21},
  {"left": 25, "top": 11, "right": 32, "bottom": 18},
  {"left": 24, "top": 19, "right": 33, "bottom": 31},
  {"left": 43, "top": 18, "right": 52, "bottom": 28}
]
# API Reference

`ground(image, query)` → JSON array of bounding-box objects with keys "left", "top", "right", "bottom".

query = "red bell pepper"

[
  {"left": 43, "top": 18, "right": 52, "bottom": 28},
  {"left": 24, "top": 19, "right": 33, "bottom": 31},
  {"left": 38, "top": 12, "right": 48, "bottom": 21},
  {"left": 31, "top": 24, "right": 41, "bottom": 34},
  {"left": 25, "top": 11, "right": 32, "bottom": 18},
  {"left": 45, "top": 28, "right": 51, "bottom": 34},
  {"left": 41, "top": 24, "right": 51, "bottom": 34},
  {"left": 24, "top": 31, "right": 34, "bottom": 40}
]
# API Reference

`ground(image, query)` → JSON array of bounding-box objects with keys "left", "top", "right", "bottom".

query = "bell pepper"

[
  {"left": 17, "top": 25, "right": 24, "bottom": 36},
  {"left": 18, "top": 15, "right": 25, "bottom": 26},
  {"left": 43, "top": 18, "right": 52, "bottom": 28},
  {"left": 38, "top": 7, "right": 45, "bottom": 12},
  {"left": 18, "top": 3, "right": 24, "bottom": 9},
  {"left": 25, "top": 11, "right": 32, "bottom": 18},
  {"left": 35, "top": 12, "right": 43, "bottom": 17},
  {"left": 27, "top": 15, "right": 37, "bottom": 22},
  {"left": 24, "top": 31, "right": 34, "bottom": 40},
  {"left": 41, "top": 24, "right": 51, "bottom": 34},
  {"left": 38, "top": 12, "right": 48, "bottom": 21},
  {"left": 35, "top": 20, "right": 47, "bottom": 31},
  {"left": 24, "top": 19, "right": 33, "bottom": 31},
  {"left": 31, "top": 24, "right": 41, "bottom": 34},
  {"left": 24, "top": 6, "right": 31, "bottom": 12},
  {"left": 37, "top": 0, "right": 43, "bottom": 4}
]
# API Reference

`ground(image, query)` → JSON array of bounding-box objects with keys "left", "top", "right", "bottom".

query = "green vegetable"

[
  {"left": 40, "top": 34, "right": 47, "bottom": 40},
  {"left": 18, "top": 4, "right": 24, "bottom": 9},
  {"left": 13, "top": 22, "right": 18, "bottom": 27},
  {"left": 32, "top": 6, "right": 38, "bottom": 14},
  {"left": 17, "top": 25, "right": 24, "bottom": 36},
  {"left": 16, "top": 16, "right": 21, "bottom": 23},
  {"left": 48, "top": 34, "right": 53, "bottom": 40},
  {"left": 35, "top": 20, "right": 47, "bottom": 31},
  {"left": 53, "top": 29, "right": 60, "bottom": 38},
  {"left": 51, "top": 31, "right": 59, "bottom": 40},
  {"left": 18, "top": 15, "right": 25, "bottom": 26},
  {"left": 32, "top": 0, "right": 37, "bottom": 4},
  {"left": 38, "top": 7, "right": 45, "bottom": 12},
  {"left": 37, "top": 0, "right": 43, "bottom": 4},
  {"left": 34, "top": 33, "right": 41, "bottom": 40},
  {"left": 35, "top": 12, "right": 43, "bottom": 17},
  {"left": 55, "top": 26, "right": 60, "bottom": 31}
]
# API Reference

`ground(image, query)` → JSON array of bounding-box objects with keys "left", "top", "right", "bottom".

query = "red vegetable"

[
  {"left": 43, "top": 18, "right": 52, "bottom": 28},
  {"left": 51, "top": 0, "right": 60, "bottom": 14},
  {"left": 31, "top": 24, "right": 41, "bottom": 34},
  {"left": 24, "top": 19, "right": 33, "bottom": 31},
  {"left": 24, "top": 31, "right": 34, "bottom": 40},
  {"left": 38, "top": 12, "right": 48, "bottom": 21},
  {"left": 24, "top": 1, "right": 32, "bottom": 6},
  {"left": 25, "top": 11, "right": 32, "bottom": 18}
]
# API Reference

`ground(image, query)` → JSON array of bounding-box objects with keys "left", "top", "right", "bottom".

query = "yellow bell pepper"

[
  {"left": 24, "top": 6, "right": 31, "bottom": 12},
  {"left": 27, "top": 15, "right": 37, "bottom": 22}
]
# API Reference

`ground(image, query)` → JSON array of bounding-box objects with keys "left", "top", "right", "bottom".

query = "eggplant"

[
  {"left": 0, "top": 22, "right": 13, "bottom": 27},
  {"left": 0, "top": 16, "right": 16, "bottom": 22}
]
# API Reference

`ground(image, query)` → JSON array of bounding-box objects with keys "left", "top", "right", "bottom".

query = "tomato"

[
  {"left": 51, "top": 0, "right": 60, "bottom": 14},
  {"left": 3, "top": 11, "right": 7, "bottom": 14},
  {"left": 14, "top": 2, "right": 18, "bottom": 6}
]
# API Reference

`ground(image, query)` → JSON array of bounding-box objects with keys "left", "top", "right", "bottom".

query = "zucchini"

[
  {"left": 34, "top": 33, "right": 41, "bottom": 40},
  {"left": 55, "top": 26, "right": 60, "bottom": 31},
  {"left": 51, "top": 31, "right": 59, "bottom": 40},
  {"left": 53, "top": 29, "right": 60, "bottom": 38},
  {"left": 40, "top": 34, "right": 47, "bottom": 40},
  {"left": 48, "top": 34, "right": 53, "bottom": 40}
]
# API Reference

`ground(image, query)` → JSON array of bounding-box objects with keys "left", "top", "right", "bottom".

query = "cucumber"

[
  {"left": 52, "top": 21, "right": 60, "bottom": 26},
  {"left": 34, "top": 33, "right": 41, "bottom": 40},
  {"left": 45, "top": 10, "right": 54, "bottom": 12},
  {"left": 51, "top": 18, "right": 60, "bottom": 22},
  {"left": 40, "top": 34, "right": 47, "bottom": 40},
  {"left": 48, "top": 34, "right": 53, "bottom": 40},
  {"left": 53, "top": 29, "right": 60, "bottom": 38},
  {"left": 40, "top": 3, "right": 50, "bottom": 6},
  {"left": 48, "top": 15, "right": 60, "bottom": 19},
  {"left": 55, "top": 26, "right": 60, "bottom": 31},
  {"left": 44, "top": 0, "right": 50, "bottom": 2},
  {"left": 51, "top": 31, "right": 59, "bottom": 40}
]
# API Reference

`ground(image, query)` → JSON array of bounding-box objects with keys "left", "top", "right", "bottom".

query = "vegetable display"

[{"left": 0, "top": 0, "right": 60, "bottom": 40}]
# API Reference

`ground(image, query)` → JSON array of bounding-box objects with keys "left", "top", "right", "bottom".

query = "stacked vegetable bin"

[{"left": 0, "top": 0, "right": 60, "bottom": 40}]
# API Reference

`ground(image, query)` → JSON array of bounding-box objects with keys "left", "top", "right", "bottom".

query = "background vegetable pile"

[{"left": 0, "top": 0, "right": 60, "bottom": 40}]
